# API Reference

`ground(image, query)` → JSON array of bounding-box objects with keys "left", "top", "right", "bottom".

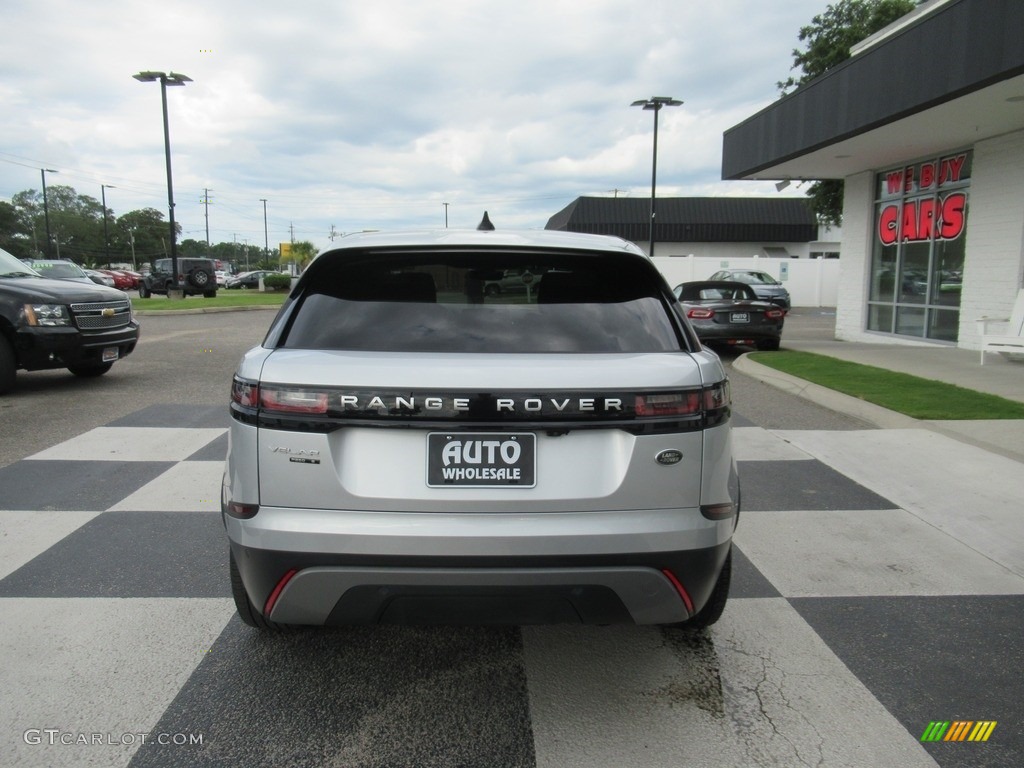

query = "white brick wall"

[
  {"left": 835, "top": 130, "right": 1024, "bottom": 348},
  {"left": 958, "top": 129, "right": 1024, "bottom": 349}
]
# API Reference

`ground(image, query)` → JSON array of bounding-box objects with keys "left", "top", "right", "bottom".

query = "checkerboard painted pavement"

[{"left": 2, "top": 404, "right": 1022, "bottom": 767}]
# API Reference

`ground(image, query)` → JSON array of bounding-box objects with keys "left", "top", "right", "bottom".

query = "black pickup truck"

[{"left": 0, "top": 247, "right": 139, "bottom": 395}]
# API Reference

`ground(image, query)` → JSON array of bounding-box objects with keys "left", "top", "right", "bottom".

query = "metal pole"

[
  {"left": 649, "top": 105, "right": 659, "bottom": 257},
  {"left": 261, "top": 199, "right": 269, "bottom": 256},
  {"left": 101, "top": 184, "right": 114, "bottom": 264},
  {"left": 158, "top": 77, "right": 180, "bottom": 289},
  {"left": 41, "top": 169, "right": 56, "bottom": 258}
]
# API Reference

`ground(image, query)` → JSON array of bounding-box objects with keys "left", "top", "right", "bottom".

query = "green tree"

[
  {"left": 282, "top": 240, "right": 317, "bottom": 273},
  {"left": 116, "top": 208, "right": 179, "bottom": 268},
  {"left": 779, "top": 0, "right": 917, "bottom": 226},
  {"left": 0, "top": 200, "right": 32, "bottom": 258}
]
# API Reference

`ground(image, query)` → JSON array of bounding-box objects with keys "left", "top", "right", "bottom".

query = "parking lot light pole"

[
  {"left": 133, "top": 70, "right": 191, "bottom": 294},
  {"left": 631, "top": 96, "right": 682, "bottom": 258},
  {"left": 101, "top": 184, "right": 115, "bottom": 264},
  {"left": 40, "top": 168, "right": 58, "bottom": 257}
]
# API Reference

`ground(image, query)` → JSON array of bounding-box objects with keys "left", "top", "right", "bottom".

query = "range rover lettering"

[{"left": 223, "top": 225, "right": 739, "bottom": 631}]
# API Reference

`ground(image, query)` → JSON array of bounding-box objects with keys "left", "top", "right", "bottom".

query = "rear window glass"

[{"left": 279, "top": 250, "right": 683, "bottom": 353}]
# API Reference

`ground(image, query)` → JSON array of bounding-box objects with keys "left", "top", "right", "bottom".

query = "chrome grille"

[{"left": 70, "top": 300, "right": 132, "bottom": 330}]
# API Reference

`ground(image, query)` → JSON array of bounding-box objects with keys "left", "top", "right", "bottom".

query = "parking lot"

[{"left": 1, "top": 308, "right": 1021, "bottom": 767}]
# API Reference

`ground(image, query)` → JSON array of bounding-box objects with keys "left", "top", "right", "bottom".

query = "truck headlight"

[{"left": 24, "top": 303, "right": 71, "bottom": 327}]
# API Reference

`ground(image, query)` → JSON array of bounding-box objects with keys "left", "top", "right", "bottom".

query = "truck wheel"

[
  {"left": 139, "top": 283, "right": 151, "bottom": 298},
  {"left": 0, "top": 337, "right": 17, "bottom": 395}
]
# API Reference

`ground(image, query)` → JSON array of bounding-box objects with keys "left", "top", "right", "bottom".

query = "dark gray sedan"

[{"left": 674, "top": 281, "right": 785, "bottom": 351}]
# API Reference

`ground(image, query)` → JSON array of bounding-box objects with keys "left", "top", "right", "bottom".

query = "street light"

[
  {"left": 261, "top": 198, "right": 269, "bottom": 259},
  {"left": 101, "top": 184, "right": 116, "bottom": 264},
  {"left": 133, "top": 70, "right": 192, "bottom": 293},
  {"left": 40, "top": 168, "right": 58, "bottom": 257},
  {"left": 631, "top": 96, "right": 682, "bottom": 257}
]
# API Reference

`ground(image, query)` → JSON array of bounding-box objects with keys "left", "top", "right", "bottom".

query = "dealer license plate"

[
  {"left": 730, "top": 312, "right": 750, "bottom": 323},
  {"left": 102, "top": 347, "right": 120, "bottom": 362},
  {"left": 427, "top": 432, "right": 536, "bottom": 488}
]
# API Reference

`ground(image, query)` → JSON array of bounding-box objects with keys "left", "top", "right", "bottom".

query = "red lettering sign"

[{"left": 877, "top": 192, "right": 966, "bottom": 245}]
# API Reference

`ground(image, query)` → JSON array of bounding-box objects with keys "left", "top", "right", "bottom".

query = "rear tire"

[
  {"left": 666, "top": 548, "right": 732, "bottom": 632},
  {"left": 230, "top": 551, "right": 297, "bottom": 632},
  {"left": 139, "top": 283, "right": 151, "bottom": 298},
  {"left": 0, "top": 337, "right": 17, "bottom": 395}
]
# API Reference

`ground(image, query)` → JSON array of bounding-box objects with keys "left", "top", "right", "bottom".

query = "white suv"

[{"left": 223, "top": 228, "right": 738, "bottom": 630}]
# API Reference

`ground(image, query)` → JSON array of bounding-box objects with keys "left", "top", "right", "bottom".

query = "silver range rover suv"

[{"left": 223, "top": 228, "right": 739, "bottom": 631}]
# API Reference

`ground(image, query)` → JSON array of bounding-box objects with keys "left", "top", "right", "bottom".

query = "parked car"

[
  {"left": 84, "top": 269, "right": 116, "bottom": 288},
  {"left": 224, "top": 228, "right": 738, "bottom": 632},
  {"left": 139, "top": 257, "right": 218, "bottom": 298},
  {"left": 674, "top": 280, "right": 785, "bottom": 351},
  {"left": 483, "top": 267, "right": 543, "bottom": 297},
  {"left": 215, "top": 270, "right": 228, "bottom": 287},
  {"left": 226, "top": 270, "right": 274, "bottom": 289},
  {"left": 97, "top": 269, "right": 137, "bottom": 291},
  {"left": 22, "top": 259, "right": 94, "bottom": 285},
  {"left": 707, "top": 269, "right": 791, "bottom": 310},
  {"left": 0, "top": 247, "right": 140, "bottom": 394}
]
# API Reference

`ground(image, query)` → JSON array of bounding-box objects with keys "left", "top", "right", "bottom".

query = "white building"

[{"left": 722, "top": 0, "right": 1024, "bottom": 349}]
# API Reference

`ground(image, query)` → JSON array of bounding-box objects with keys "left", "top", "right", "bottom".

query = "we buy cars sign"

[{"left": 877, "top": 153, "right": 968, "bottom": 246}]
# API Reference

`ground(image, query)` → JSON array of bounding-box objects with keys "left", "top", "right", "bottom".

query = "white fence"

[{"left": 652, "top": 256, "right": 840, "bottom": 308}]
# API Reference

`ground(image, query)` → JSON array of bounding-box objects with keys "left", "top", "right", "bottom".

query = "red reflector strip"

[
  {"left": 661, "top": 569, "right": 694, "bottom": 615},
  {"left": 264, "top": 568, "right": 299, "bottom": 616},
  {"left": 261, "top": 387, "right": 329, "bottom": 414}
]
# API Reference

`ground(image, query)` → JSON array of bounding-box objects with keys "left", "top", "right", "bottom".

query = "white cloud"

[{"left": 1, "top": 0, "right": 826, "bottom": 250}]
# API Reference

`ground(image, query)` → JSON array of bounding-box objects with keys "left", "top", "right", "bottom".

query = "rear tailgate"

[{"left": 254, "top": 350, "right": 709, "bottom": 513}]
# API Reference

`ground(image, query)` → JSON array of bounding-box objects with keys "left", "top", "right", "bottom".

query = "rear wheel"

[
  {"left": 0, "top": 337, "right": 17, "bottom": 395},
  {"left": 139, "top": 283, "right": 151, "bottom": 298},
  {"left": 230, "top": 551, "right": 297, "bottom": 632},
  {"left": 666, "top": 548, "right": 732, "bottom": 632}
]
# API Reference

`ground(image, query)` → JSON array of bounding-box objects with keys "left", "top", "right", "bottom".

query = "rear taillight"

[
  {"left": 765, "top": 308, "right": 785, "bottom": 319},
  {"left": 231, "top": 378, "right": 259, "bottom": 407},
  {"left": 260, "top": 387, "right": 329, "bottom": 414},
  {"left": 225, "top": 501, "right": 260, "bottom": 519},
  {"left": 635, "top": 382, "right": 730, "bottom": 420},
  {"left": 635, "top": 392, "right": 701, "bottom": 417},
  {"left": 687, "top": 307, "right": 715, "bottom": 319}
]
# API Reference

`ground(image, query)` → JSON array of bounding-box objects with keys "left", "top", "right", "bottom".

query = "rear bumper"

[{"left": 227, "top": 525, "right": 733, "bottom": 626}]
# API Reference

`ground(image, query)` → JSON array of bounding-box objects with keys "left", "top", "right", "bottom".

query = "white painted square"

[
  {"left": 732, "top": 426, "right": 814, "bottom": 461},
  {"left": 0, "top": 597, "right": 233, "bottom": 768},
  {"left": 524, "top": 599, "right": 937, "bottom": 768},
  {"left": 736, "top": 508, "right": 1024, "bottom": 597},
  {"left": 0, "top": 511, "right": 102, "bottom": 580},
  {"left": 777, "top": 428, "right": 1024, "bottom": 577},
  {"left": 27, "top": 427, "right": 226, "bottom": 463},
  {"left": 107, "top": 462, "right": 224, "bottom": 512}
]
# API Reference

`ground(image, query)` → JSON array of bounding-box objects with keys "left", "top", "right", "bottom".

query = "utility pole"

[
  {"left": 260, "top": 198, "right": 269, "bottom": 258},
  {"left": 201, "top": 188, "right": 213, "bottom": 254},
  {"left": 443, "top": 202, "right": 449, "bottom": 228}
]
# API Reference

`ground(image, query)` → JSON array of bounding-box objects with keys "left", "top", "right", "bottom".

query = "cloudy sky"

[{"left": 1, "top": 0, "right": 827, "bottom": 252}]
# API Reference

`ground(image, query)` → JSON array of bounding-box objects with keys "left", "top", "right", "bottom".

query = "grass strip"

[
  {"left": 132, "top": 292, "right": 287, "bottom": 311},
  {"left": 748, "top": 350, "right": 1024, "bottom": 420}
]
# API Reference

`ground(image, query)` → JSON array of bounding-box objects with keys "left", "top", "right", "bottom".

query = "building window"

[{"left": 867, "top": 151, "right": 971, "bottom": 341}]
